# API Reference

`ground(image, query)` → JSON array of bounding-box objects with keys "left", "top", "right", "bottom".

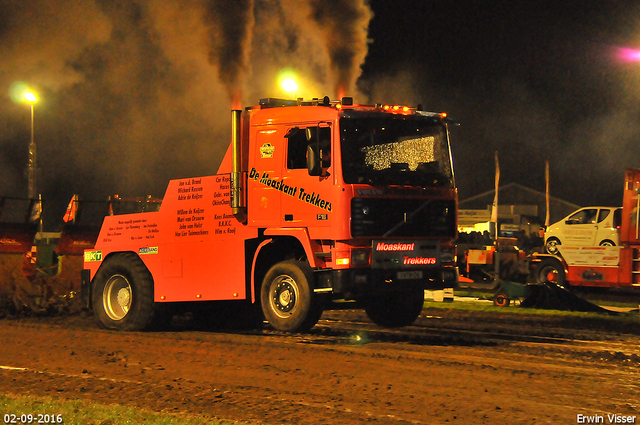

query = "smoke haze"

[
  {"left": 2, "top": 0, "right": 640, "bottom": 231},
  {"left": 0, "top": 0, "right": 373, "bottom": 229}
]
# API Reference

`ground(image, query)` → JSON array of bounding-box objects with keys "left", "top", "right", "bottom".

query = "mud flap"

[{"left": 81, "top": 269, "right": 91, "bottom": 310}]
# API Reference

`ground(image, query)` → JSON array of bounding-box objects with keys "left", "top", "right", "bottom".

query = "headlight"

[
  {"left": 441, "top": 249, "right": 456, "bottom": 263},
  {"left": 351, "top": 249, "right": 370, "bottom": 266}
]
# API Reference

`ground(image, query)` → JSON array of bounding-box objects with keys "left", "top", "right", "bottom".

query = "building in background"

[{"left": 459, "top": 183, "right": 580, "bottom": 237}]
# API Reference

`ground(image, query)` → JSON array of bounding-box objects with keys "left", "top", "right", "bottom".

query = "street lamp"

[
  {"left": 278, "top": 69, "right": 299, "bottom": 99},
  {"left": 281, "top": 78, "right": 298, "bottom": 99},
  {"left": 24, "top": 91, "right": 37, "bottom": 199}
]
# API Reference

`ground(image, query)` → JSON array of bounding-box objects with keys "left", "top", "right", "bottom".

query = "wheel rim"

[
  {"left": 103, "top": 274, "right": 132, "bottom": 321},
  {"left": 546, "top": 239, "right": 559, "bottom": 254},
  {"left": 540, "top": 266, "right": 559, "bottom": 284},
  {"left": 269, "top": 275, "right": 299, "bottom": 319}
]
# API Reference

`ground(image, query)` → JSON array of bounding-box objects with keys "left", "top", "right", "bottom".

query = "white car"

[{"left": 544, "top": 206, "right": 622, "bottom": 255}]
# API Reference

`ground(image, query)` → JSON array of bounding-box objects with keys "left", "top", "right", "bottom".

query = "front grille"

[{"left": 351, "top": 197, "right": 456, "bottom": 237}]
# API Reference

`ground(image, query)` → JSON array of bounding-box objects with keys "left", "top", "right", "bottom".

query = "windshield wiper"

[{"left": 383, "top": 199, "right": 431, "bottom": 237}]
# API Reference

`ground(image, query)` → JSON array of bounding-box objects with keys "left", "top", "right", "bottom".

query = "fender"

[
  {"left": 250, "top": 238, "right": 272, "bottom": 304},
  {"left": 87, "top": 250, "right": 145, "bottom": 281},
  {"left": 250, "top": 230, "right": 324, "bottom": 303},
  {"left": 263, "top": 227, "right": 324, "bottom": 268},
  {"left": 530, "top": 252, "right": 569, "bottom": 283},
  {"left": 82, "top": 250, "right": 141, "bottom": 309},
  {"left": 531, "top": 252, "right": 567, "bottom": 267}
]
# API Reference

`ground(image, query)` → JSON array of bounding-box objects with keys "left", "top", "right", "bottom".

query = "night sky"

[{"left": 2, "top": 0, "right": 640, "bottom": 230}]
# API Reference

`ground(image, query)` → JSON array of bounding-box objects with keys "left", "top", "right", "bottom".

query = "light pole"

[{"left": 24, "top": 91, "right": 37, "bottom": 199}]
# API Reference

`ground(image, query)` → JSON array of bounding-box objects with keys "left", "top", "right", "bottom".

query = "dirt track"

[{"left": 1, "top": 308, "right": 639, "bottom": 424}]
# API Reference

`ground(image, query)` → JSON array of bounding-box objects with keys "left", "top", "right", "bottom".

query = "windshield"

[{"left": 340, "top": 113, "right": 453, "bottom": 187}]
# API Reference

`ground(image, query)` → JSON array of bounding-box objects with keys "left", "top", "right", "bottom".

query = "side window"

[
  {"left": 568, "top": 208, "right": 597, "bottom": 224},
  {"left": 318, "top": 127, "right": 331, "bottom": 167},
  {"left": 286, "top": 126, "right": 332, "bottom": 170},
  {"left": 286, "top": 127, "right": 308, "bottom": 169},
  {"left": 584, "top": 209, "right": 597, "bottom": 224},
  {"left": 613, "top": 208, "right": 622, "bottom": 228},
  {"left": 597, "top": 209, "right": 611, "bottom": 223}
]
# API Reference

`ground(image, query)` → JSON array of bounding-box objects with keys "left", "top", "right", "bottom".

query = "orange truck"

[
  {"left": 82, "top": 97, "right": 458, "bottom": 332},
  {"left": 533, "top": 169, "right": 640, "bottom": 289}
]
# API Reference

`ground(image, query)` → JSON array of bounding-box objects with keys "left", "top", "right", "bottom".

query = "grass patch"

[
  {"left": 423, "top": 298, "right": 639, "bottom": 320},
  {"left": 428, "top": 299, "right": 573, "bottom": 315},
  {"left": 452, "top": 288, "right": 640, "bottom": 308},
  {"left": 0, "top": 393, "right": 252, "bottom": 425}
]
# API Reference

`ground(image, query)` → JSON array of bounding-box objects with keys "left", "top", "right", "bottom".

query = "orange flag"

[{"left": 63, "top": 195, "right": 78, "bottom": 223}]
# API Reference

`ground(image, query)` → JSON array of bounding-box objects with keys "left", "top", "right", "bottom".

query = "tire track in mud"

[
  {"left": 275, "top": 311, "right": 640, "bottom": 366},
  {"left": 1, "top": 309, "right": 639, "bottom": 424}
]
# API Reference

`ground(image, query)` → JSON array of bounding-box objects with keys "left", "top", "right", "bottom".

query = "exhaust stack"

[{"left": 230, "top": 109, "right": 246, "bottom": 223}]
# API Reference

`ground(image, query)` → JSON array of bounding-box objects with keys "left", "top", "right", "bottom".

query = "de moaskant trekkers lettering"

[{"left": 249, "top": 167, "right": 332, "bottom": 212}]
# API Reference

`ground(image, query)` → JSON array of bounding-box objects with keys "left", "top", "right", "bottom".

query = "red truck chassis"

[
  {"left": 532, "top": 169, "right": 640, "bottom": 290},
  {"left": 83, "top": 97, "right": 458, "bottom": 332}
]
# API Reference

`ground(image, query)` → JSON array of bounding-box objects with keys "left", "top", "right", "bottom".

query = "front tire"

[
  {"left": 260, "top": 261, "right": 322, "bottom": 332},
  {"left": 545, "top": 237, "right": 561, "bottom": 255},
  {"left": 364, "top": 286, "right": 424, "bottom": 328},
  {"left": 92, "top": 253, "right": 159, "bottom": 331}
]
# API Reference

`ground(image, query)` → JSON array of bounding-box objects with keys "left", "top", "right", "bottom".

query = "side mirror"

[
  {"left": 305, "top": 127, "right": 316, "bottom": 142},
  {"left": 305, "top": 125, "right": 330, "bottom": 176},
  {"left": 307, "top": 144, "right": 322, "bottom": 176}
]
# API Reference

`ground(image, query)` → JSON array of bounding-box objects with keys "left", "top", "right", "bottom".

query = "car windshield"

[{"left": 339, "top": 112, "right": 453, "bottom": 187}]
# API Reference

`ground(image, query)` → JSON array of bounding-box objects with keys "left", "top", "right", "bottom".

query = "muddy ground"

[{"left": 0, "top": 306, "right": 639, "bottom": 424}]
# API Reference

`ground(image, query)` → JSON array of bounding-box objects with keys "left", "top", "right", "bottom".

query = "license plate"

[{"left": 397, "top": 271, "right": 423, "bottom": 280}]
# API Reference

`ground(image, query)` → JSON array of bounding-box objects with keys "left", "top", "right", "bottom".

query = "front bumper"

[{"left": 315, "top": 266, "right": 458, "bottom": 299}]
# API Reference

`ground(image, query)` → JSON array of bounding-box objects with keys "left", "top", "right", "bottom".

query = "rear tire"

[
  {"left": 260, "top": 260, "right": 322, "bottom": 332},
  {"left": 92, "top": 252, "right": 160, "bottom": 331},
  {"left": 364, "top": 286, "right": 424, "bottom": 328},
  {"left": 535, "top": 258, "right": 568, "bottom": 288}
]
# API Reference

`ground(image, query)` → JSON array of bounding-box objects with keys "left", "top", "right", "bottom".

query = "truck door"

[
  {"left": 281, "top": 124, "right": 333, "bottom": 227},
  {"left": 247, "top": 128, "right": 284, "bottom": 227}
]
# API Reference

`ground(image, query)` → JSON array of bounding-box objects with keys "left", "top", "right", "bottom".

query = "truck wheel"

[
  {"left": 364, "top": 286, "right": 424, "bottom": 328},
  {"left": 92, "top": 253, "right": 158, "bottom": 331},
  {"left": 535, "top": 258, "right": 567, "bottom": 288},
  {"left": 261, "top": 260, "right": 322, "bottom": 332}
]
